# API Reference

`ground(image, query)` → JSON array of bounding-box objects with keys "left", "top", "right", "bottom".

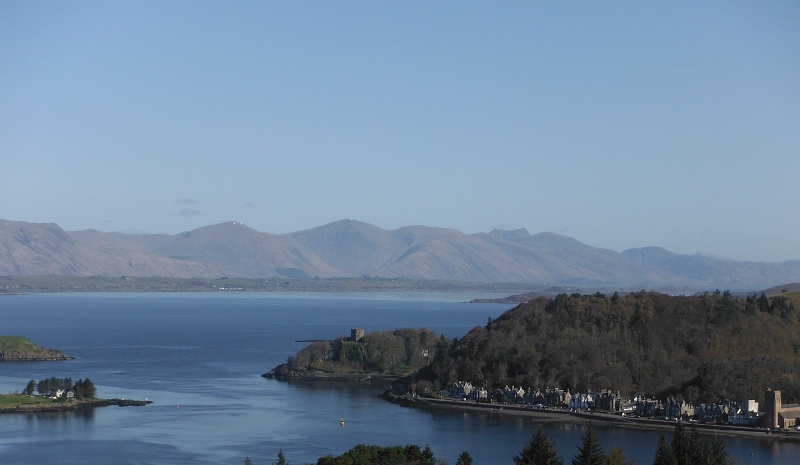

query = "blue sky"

[{"left": 1, "top": 1, "right": 798, "bottom": 261}]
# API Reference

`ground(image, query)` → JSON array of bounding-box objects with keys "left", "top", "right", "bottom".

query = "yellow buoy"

[{"left": 340, "top": 418, "right": 345, "bottom": 426}]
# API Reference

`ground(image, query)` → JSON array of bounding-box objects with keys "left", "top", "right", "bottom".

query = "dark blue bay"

[{"left": 0, "top": 293, "right": 796, "bottom": 464}]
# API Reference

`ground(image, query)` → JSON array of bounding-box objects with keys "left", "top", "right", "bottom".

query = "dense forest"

[{"left": 414, "top": 291, "right": 800, "bottom": 404}]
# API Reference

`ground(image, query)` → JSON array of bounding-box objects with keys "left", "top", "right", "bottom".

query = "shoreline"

[
  {"left": 0, "top": 398, "right": 152, "bottom": 414},
  {"left": 382, "top": 395, "right": 800, "bottom": 444},
  {"left": 263, "top": 367, "right": 402, "bottom": 382},
  {"left": 0, "top": 355, "right": 75, "bottom": 362}
]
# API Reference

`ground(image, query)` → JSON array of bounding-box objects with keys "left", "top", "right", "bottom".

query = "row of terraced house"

[{"left": 442, "top": 382, "right": 800, "bottom": 430}]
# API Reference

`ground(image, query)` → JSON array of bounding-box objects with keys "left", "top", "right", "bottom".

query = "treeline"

[
  {"left": 317, "top": 444, "right": 441, "bottom": 465},
  {"left": 282, "top": 328, "right": 440, "bottom": 375},
  {"left": 511, "top": 422, "right": 732, "bottom": 465},
  {"left": 22, "top": 377, "right": 97, "bottom": 399},
  {"left": 415, "top": 291, "right": 800, "bottom": 403},
  {"left": 244, "top": 422, "right": 732, "bottom": 465}
]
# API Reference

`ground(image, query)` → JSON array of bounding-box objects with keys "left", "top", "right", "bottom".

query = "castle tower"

[
  {"left": 350, "top": 328, "right": 364, "bottom": 342},
  {"left": 765, "top": 389, "right": 781, "bottom": 429}
]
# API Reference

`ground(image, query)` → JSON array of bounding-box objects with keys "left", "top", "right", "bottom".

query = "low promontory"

[
  {"left": 0, "top": 336, "right": 73, "bottom": 361},
  {"left": 263, "top": 328, "right": 441, "bottom": 382},
  {"left": 0, "top": 395, "right": 151, "bottom": 414}
]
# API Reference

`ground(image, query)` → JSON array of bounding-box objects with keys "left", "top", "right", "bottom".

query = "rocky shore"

[
  {"left": 0, "top": 350, "right": 74, "bottom": 361},
  {"left": 380, "top": 394, "right": 800, "bottom": 444},
  {"left": 263, "top": 364, "right": 401, "bottom": 381},
  {"left": 0, "top": 398, "right": 152, "bottom": 414}
]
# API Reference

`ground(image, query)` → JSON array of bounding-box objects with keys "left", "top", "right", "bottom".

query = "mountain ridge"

[{"left": 2, "top": 218, "right": 800, "bottom": 290}]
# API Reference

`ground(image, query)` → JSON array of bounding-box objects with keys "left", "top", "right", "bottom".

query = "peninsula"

[
  {"left": 264, "top": 327, "right": 440, "bottom": 381},
  {"left": 0, "top": 336, "right": 73, "bottom": 361},
  {"left": 0, "top": 394, "right": 152, "bottom": 414}
]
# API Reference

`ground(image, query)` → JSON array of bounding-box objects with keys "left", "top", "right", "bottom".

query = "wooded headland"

[{"left": 272, "top": 291, "right": 800, "bottom": 405}]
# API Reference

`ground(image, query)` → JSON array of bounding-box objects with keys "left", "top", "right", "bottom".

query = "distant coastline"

[{"left": 0, "top": 275, "right": 532, "bottom": 294}]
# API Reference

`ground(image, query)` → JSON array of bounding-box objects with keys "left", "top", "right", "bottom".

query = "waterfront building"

[{"left": 765, "top": 389, "right": 800, "bottom": 429}]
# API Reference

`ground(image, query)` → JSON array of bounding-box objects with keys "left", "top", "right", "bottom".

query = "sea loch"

[{"left": 0, "top": 293, "right": 797, "bottom": 464}]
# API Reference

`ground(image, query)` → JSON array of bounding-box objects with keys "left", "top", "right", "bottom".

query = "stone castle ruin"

[{"left": 350, "top": 328, "right": 364, "bottom": 342}]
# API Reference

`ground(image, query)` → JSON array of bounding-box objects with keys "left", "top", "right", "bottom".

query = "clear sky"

[{"left": 1, "top": 1, "right": 798, "bottom": 262}]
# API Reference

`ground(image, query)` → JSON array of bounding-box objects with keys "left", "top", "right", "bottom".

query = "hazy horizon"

[{"left": 2, "top": 2, "right": 798, "bottom": 262}]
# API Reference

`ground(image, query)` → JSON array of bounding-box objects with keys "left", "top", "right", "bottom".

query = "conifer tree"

[
  {"left": 707, "top": 437, "right": 730, "bottom": 465},
  {"left": 606, "top": 447, "right": 634, "bottom": 465},
  {"left": 84, "top": 378, "right": 97, "bottom": 398},
  {"left": 653, "top": 435, "right": 677, "bottom": 465},
  {"left": 670, "top": 422, "right": 690, "bottom": 465},
  {"left": 572, "top": 423, "right": 604, "bottom": 465},
  {"left": 514, "top": 429, "right": 563, "bottom": 465},
  {"left": 455, "top": 451, "right": 474, "bottom": 465},
  {"left": 24, "top": 379, "right": 36, "bottom": 396},
  {"left": 274, "top": 449, "right": 289, "bottom": 465},
  {"left": 686, "top": 426, "right": 703, "bottom": 465},
  {"left": 37, "top": 379, "right": 51, "bottom": 396}
]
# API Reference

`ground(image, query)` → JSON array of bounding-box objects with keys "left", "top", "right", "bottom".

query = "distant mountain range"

[{"left": 1, "top": 218, "right": 799, "bottom": 290}]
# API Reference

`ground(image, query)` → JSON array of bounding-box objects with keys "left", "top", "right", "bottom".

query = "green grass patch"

[
  {"left": 0, "top": 336, "right": 37, "bottom": 350},
  {"left": 0, "top": 394, "right": 55, "bottom": 408}
]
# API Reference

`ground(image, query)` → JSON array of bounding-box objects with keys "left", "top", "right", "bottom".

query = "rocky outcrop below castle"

[
  {"left": 0, "top": 336, "right": 73, "bottom": 362},
  {"left": 263, "top": 364, "right": 400, "bottom": 381}
]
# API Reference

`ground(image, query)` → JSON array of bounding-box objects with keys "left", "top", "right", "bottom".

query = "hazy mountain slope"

[
  {"left": 288, "top": 223, "right": 684, "bottom": 284},
  {"left": 2, "top": 218, "right": 799, "bottom": 289},
  {"left": 288, "top": 221, "right": 536, "bottom": 282},
  {"left": 377, "top": 225, "right": 561, "bottom": 282},
  {"left": 762, "top": 283, "right": 800, "bottom": 295},
  {"left": 480, "top": 229, "right": 687, "bottom": 285},
  {"left": 0, "top": 220, "right": 226, "bottom": 278},
  {"left": 622, "top": 247, "right": 800, "bottom": 290},
  {"left": 287, "top": 219, "right": 405, "bottom": 276},
  {"left": 70, "top": 229, "right": 172, "bottom": 253},
  {"left": 289, "top": 223, "right": 568, "bottom": 282},
  {"left": 147, "top": 221, "right": 339, "bottom": 279}
]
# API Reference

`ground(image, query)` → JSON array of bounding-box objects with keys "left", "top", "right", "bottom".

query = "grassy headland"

[{"left": 0, "top": 336, "right": 72, "bottom": 361}]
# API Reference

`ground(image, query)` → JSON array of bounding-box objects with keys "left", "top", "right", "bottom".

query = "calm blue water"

[{"left": 0, "top": 293, "right": 796, "bottom": 465}]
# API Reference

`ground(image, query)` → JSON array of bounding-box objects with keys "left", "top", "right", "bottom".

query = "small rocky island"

[
  {"left": 264, "top": 327, "right": 441, "bottom": 381},
  {"left": 0, "top": 336, "right": 73, "bottom": 361}
]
